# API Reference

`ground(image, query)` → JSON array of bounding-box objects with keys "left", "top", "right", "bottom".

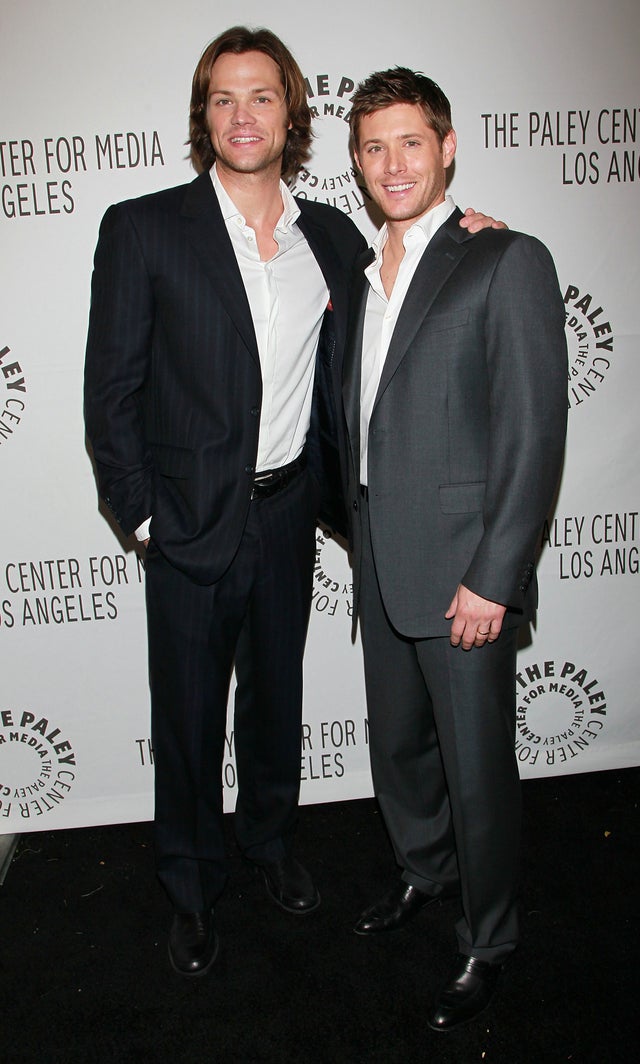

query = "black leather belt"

[{"left": 251, "top": 453, "right": 306, "bottom": 499}]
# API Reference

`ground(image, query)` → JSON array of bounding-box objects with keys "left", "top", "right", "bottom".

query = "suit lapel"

[
  {"left": 374, "top": 210, "right": 471, "bottom": 409},
  {"left": 180, "top": 171, "right": 259, "bottom": 363},
  {"left": 343, "top": 248, "right": 375, "bottom": 470},
  {"left": 296, "top": 205, "right": 348, "bottom": 347}
]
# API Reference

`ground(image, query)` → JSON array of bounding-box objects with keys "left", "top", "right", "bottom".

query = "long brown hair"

[{"left": 189, "top": 26, "right": 312, "bottom": 182}]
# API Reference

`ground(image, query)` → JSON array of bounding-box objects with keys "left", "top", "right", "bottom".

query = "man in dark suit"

[
  {"left": 84, "top": 27, "right": 499, "bottom": 978},
  {"left": 84, "top": 26, "right": 367, "bottom": 977},
  {"left": 343, "top": 68, "right": 567, "bottom": 1030}
]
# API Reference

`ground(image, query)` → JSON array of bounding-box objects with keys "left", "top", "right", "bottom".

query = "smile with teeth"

[
  {"left": 230, "top": 136, "right": 262, "bottom": 144},
  {"left": 385, "top": 182, "right": 416, "bottom": 192}
]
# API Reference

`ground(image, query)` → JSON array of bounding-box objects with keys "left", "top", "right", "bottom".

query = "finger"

[
  {"left": 449, "top": 621, "right": 465, "bottom": 647},
  {"left": 458, "top": 623, "right": 476, "bottom": 651}
]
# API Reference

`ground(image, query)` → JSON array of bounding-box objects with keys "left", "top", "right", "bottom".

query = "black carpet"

[{"left": 2, "top": 768, "right": 638, "bottom": 1063}]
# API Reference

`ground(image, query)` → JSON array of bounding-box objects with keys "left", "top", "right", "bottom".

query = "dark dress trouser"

[
  {"left": 145, "top": 468, "right": 318, "bottom": 913},
  {"left": 358, "top": 496, "right": 521, "bottom": 964}
]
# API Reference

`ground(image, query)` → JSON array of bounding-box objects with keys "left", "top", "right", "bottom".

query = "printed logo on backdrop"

[
  {"left": 0, "top": 345, "right": 27, "bottom": 445},
  {"left": 135, "top": 714, "right": 361, "bottom": 789},
  {"left": 313, "top": 529, "right": 353, "bottom": 619},
  {"left": 481, "top": 107, "right": 640, "bottom": 186},
  {"left": 563, "top": 285, "right": 614, "bottom": 409},
  {"left": 1, "top": 132, "right": 165, "bottom": 219},
  {"left": 515, "top": 660, "right": 608, "bottom": 770},
  {"left": 0, "top": 553, "right": 145, "bottom": 629},
  {"left": 289, "top": 73, "right": 369, "bottom": 217},
  {"left": 135, "top": 734, "right": 242, "bottom": 793},
  {"left": 541, "top": 510, "right": 638, "bottom": 581},
  {"left": 0, "top": 708, "right": 76, "bottom": 823}
]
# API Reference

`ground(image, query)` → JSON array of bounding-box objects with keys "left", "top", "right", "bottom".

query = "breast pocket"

[{"left": 424, "top": 308, "right": 471, "bottom": 336}]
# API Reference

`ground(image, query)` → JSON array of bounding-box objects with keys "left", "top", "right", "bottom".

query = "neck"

[
  {"left": 384, "top": 222, "right": 410, "bottom": 260},
  {"left": 215, "top": 161, "right": 285, "bottom": 231}
]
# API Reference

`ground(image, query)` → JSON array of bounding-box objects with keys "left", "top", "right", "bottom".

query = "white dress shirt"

[
  {"left": 212, "top": 165, "right": 329, "bottom": 473},
  {"left": 360, "top": 195, "right": 456, "bottom": 485},
  {"left": 135, "top": 166, "right": 329, "bottom": 541}
]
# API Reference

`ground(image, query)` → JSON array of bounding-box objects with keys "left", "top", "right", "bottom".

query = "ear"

[
  {"left": 442, "top": 129, "right": 457, "bottom": 169},
  {"left": 353, "top": 147, "right": 362, "bottom": 173}
]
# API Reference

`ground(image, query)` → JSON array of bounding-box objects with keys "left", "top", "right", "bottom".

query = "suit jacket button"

[
  {"left": 245, "top": 465, "right": 254, "bottom": 475},
  {"left": 353, "top": 501, "right": 358, "bottom": 511},
  {"left": 250, "top": 406, "right": 259, "bottom": 417}
]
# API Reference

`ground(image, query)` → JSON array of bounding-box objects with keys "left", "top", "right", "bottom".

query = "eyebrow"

[
  {"left": 208, "top": 86, "right": 279, "bottom": 95},
  {"left": 361, "top": 131, "right": 424, "bottom": 146}
]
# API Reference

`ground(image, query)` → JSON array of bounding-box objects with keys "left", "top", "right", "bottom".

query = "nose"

[
  {"left": 231, "top": 99, "right": 256, "bottom": 125},
  {"left": 384, "top": 147, "right": 405, "bottom": 175}
]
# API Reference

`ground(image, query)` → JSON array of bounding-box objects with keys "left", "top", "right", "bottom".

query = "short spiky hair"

[
  {"left": 189, "top": 26, "right": 312, "bottom": 182},
  {"left": 349, "top": 67, "right": 452, "bottom": 148}
]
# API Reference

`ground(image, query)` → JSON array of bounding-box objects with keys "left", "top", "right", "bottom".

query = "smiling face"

[
  {"left": 355, "top": 102, "right": 456, "bottom": 234},
  {"left": 206, "top": 50, "right": 291, "bottom": 180}
]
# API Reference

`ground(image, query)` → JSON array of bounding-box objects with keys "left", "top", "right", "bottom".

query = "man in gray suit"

[{"left": 343, "top": 68, "right": 567, "bottom": 1030}]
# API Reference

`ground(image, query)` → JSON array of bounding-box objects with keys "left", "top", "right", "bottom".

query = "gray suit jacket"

[{"left": 343, "top": 208, "right": 568, "bottom": 638}]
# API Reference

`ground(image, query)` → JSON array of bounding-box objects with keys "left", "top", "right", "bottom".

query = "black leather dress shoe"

[
  {"left": 168, "top": 910, "right": 219, "bottom": 976},
  {"left": 428, "top": 953, "right": 502, "bottom": 1031},
  {"left": 258, "top": 856, "right": 320, "bottom": 914},
  {"left": 354, "top": 881, "right": 443, "bottom": 935}
]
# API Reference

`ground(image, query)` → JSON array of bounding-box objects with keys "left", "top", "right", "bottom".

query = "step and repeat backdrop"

[{"left": 1, "top": 0, "right": 639, "bottom": 831}]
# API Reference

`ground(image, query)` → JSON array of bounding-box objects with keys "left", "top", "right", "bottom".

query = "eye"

[
  {"left": 211, "top": 97, "right": 232, "bottom": 107},
  {"left": 254, "top": 95, "right": 276, "bottom": 106}
]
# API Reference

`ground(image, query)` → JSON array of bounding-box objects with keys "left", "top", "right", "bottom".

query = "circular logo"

[
  {"left": 0, "top": 344, "right": 27, "bottom": 447},
  {"left": 515, "top": 659, "right": 607, "bottom": 769},
  {"left": 289, "top": 72, "right": 370, "bottom": 221},
  {"left": 0, "top": 708, "right": 77, "bottom": 824},
  {"left": 313, "top": 528, "right": 352, "bottom": 619},
  {"left": 563, "top": 284, "right": 613, "bottom": 409}
]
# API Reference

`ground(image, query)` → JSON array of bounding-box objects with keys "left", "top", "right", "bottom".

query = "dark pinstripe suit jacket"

[{"left": 84, "top": 171, "right": 366, "bottom": 584}]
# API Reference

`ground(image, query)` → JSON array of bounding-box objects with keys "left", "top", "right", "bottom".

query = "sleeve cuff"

[{"left": 134, "top": 517, "right": 152, "bottom": 542}]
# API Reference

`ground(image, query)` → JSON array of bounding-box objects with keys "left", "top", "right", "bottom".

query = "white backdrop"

[{"left": 1, "top": 0, "right": 639, "bottom": 832}]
